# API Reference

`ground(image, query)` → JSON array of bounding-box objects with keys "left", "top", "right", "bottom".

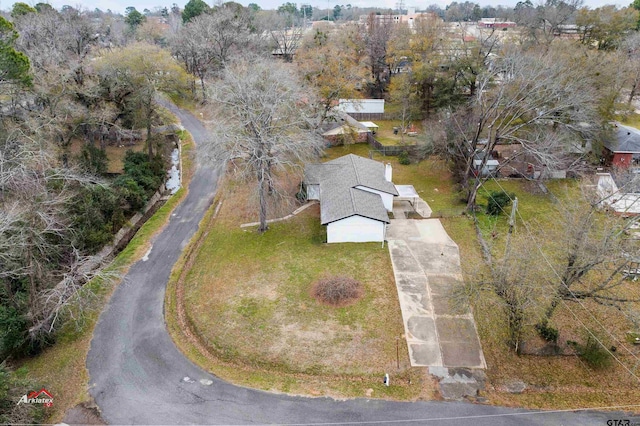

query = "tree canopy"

[
  {"left": 0, "top": 16, "right": 31, "bottom": 87},
  {"left": 182, "top": 0, "right": 211, "bottom": 23}
]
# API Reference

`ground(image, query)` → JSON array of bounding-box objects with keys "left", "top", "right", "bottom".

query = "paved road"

[{"left": 87, "top": 102, "right": 631, "bottom": 425}]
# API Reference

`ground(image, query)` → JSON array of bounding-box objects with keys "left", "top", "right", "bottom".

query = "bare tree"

[
  {"left": 621, "top": 32, "right": 640, "bottom": 106},
  {"left": 362, "top": 12, "right": 393, "bottom": 97},
  {"left": 0, "top": 129, "right": 112, "bottom": 351},
  {"left": 542, "top": 189, "right": 640, "bottom": 322},
  {"left": 447, "top": 46, "right": 598, "bottom": 209},
  {"left": 514, "top": 0, "right": 583, "bottom": 46},
  {"left": 460, "top": 233, "right": 544, "bottom": 354},
  {"left": 170, "top": 4, "right": 258, "bottom": 100},
  {"left": 201, "top": 56, "right": 322, "bottom": 233}
]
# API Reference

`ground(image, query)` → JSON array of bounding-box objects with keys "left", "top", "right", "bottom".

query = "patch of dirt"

[{"left": 61, "top": 402, "right": 105, "bottom": 425}]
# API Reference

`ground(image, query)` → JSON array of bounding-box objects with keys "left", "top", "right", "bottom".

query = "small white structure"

[
  {"left": 359, "top": 121, "right": 379, "bottom": 133},
  {"left": 596, "top": 173, "right": 640, "bottom": 216},
  {"left": 473, "top": 158, "right": 499, "bottom": 176},
  {"left": 304, "top": 154, "right": 398, "bottom": 243},
  {"left": 336, "top": 99, "right": 385, "bottom": 119}
]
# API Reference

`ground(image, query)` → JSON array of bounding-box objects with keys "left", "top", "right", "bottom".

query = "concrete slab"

[
  {"left": 435, "top": 317, "right": 480, "bottom": 343},
  {"left": 440, "top": 341, "right": 485, "bottom": 368},
  {"left": 387, "top": 199, "right": 486, "bottom": 370},
  {"left": 409, "top": 343, "right": 442, "bottom": 366},
  {"left": 407, "top": 316, "right": 437, "bottom": 341}
]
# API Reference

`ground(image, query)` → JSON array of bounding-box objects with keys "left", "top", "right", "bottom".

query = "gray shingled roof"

[
  {"left": 604, "top": 124, "right": 640, "bottom": 154},
  {"left": 321, "top": 187, "right": 390, "bottom": 225},
  {"left": 322, "top": 154, "right": 399, "bottom": 195},
  {"left": 304, "top": 154, "right": 397, "bottom": 225}
]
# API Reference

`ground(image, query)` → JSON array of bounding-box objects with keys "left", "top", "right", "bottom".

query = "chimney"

[{"left": 385, "top": 163, "right": 393, "bottom": 182}]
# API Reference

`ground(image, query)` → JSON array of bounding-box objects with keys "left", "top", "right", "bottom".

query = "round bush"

[{"left": 311, "top": 276, "right": 363, "bottom": 307}]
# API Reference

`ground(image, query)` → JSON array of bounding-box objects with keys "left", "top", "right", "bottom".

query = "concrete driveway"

[{"left": 387, "top": 201, "right": 485, "bottom": 369}]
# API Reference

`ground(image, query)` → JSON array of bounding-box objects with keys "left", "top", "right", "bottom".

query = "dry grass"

[
  {"left": 67, "top": 138, "right": 146, "bottom": 174},
  {"left": 186, "top": 193, "right": 402, "bottom": 375}
]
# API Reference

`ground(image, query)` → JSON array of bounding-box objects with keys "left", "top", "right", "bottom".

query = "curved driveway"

[{"left": 87, "top": 102, "right": 622, "bottom": 425}]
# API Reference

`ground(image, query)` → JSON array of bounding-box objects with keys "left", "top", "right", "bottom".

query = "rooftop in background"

[
  {"left": 604, "top": 123, "right": 640, "bottom": 154},
  {"left": 337, "top": 99, "right": 385, "bottom": 115}
]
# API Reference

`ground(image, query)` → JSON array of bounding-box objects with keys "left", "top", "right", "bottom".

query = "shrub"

[
  {"left": 535, "top": 322, "right": 559, "bottom": 343},
  {"left": 311, "top": 276, "right": 363, "bottom": 307},
  {"left": 78, "top": 144, "right": 108, "bottom": 175},
  {"left": 398, "top": 150, "right": 411, "bottom": 165},
  {"left": 486, "top": 190, "right": 514, "bottom": 216},
  {"left": 295, "top": 185, "right": 307, "bottom": 203},
  {"left": 567, "top": 336, "right": 612, "bottom": 370}
]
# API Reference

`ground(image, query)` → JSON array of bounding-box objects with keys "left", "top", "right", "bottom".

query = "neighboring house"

[
  {"left": 603, "top": 123, "right": 640, "bottom": 169},
  {"left": 472, "top": 151, "right": 500, "bottom": 177},
  {"left": 304, "top": 154, "right": 398, "bottom": 243},
  {"left": 321, "top": 113, "right": 371, "bottom": 146},
  {"left": 336, "top": 99, "right": 385, "bottom": 120}
]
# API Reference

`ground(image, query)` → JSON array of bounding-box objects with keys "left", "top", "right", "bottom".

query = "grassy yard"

[
  {"left": 371, "top": 120, "right": 426, "bottom": 146},
  {"left": 170, "top": 173, "right": 435, "bottom": 399},
  {"left": 320, "top": 146, "right": 640, "bottom": 409},
  {"left": 467, "top": 179, "right": 640, "bottom": 410},
  {"left": 16, "top": 132, "right": 195, "bottom": 423}
]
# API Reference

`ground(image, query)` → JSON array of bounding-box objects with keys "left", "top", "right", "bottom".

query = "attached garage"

[{"left": 326, "top": 215, "right": 386, "bottom": 243}]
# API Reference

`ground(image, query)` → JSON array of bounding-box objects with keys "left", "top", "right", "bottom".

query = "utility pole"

[
  {"left": 504, "top": 196, "right": 518, "bottom": 258},
  {"left": 508, "top": 197, "right": 518, "bottom": 234}
]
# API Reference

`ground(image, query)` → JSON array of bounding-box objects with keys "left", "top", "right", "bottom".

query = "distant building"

[
  {"left": 358, "top": 11, "right": 442, "bottom": 29},
  {"left": 336, "top": 99, "right": 385, "bottom": 120},
  {"left": 477, "top": 18, "right": 516, "bottom": 29}
]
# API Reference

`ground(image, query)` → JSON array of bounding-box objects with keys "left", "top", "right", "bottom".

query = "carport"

[{"left": 395, "top": 185, "right": 420, "bottom": 209}]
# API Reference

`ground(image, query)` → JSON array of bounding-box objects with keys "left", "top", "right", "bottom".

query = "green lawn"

[
  {"left": 170, "top": 174, "right": 434, "bottom": 399},
  {"left": 371, "top": 120, "right": 425, "bottom": 146},
  {"left": 617, "top": 112, "right": 640, "bottom": 129}
]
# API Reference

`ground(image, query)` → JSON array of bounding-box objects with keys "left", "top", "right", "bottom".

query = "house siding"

[
  {"left": 354, "top": 186, "right": 394, "bottom": 211},
  {"left": 326, "top": 215, "right": 385, "bottom": 243},
  {"left": 613, "top": 152, "right": 634, "bottom": 168},
  {"left": 323, "top": 132, "right": 369, "bottom": 146}
]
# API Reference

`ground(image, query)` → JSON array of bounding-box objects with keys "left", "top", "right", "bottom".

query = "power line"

[{"left": 480, "top": 175, "right": 640, "bottom": 381}]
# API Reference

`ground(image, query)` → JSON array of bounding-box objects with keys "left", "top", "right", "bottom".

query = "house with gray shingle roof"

[
  {"left": 304, "top": 154, "right": 398, "bottom": 243},
  {"left": 603, "top": 123, "right": 640, "bottom": 169}
]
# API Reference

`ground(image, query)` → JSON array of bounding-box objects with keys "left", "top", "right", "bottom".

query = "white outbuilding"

[{"left": 304, "top": 154, "right": 398, "bottom": 243}]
